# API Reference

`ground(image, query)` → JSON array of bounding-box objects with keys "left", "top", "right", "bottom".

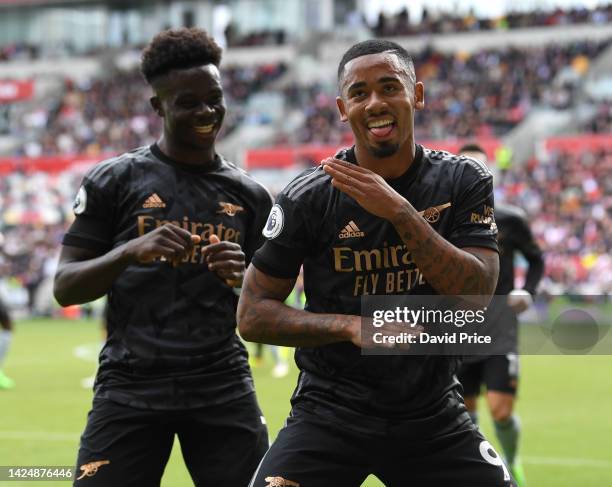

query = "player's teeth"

[
  {"left": 368, "top": 120, "right": 393, "bottom": 128},
  {"left": 195, "top": 125, "right": 214, "bottom": 132}
]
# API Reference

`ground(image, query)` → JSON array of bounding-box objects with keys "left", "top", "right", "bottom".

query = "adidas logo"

[
  {"left": 339, "top": 221, "right": 365, "bottom": 239},
  {"left": 143, "top": 193, "right": 166, "bottom": 208}
]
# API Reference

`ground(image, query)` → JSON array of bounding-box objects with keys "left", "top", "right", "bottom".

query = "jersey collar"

[
  {"left": 337, "top": 144, "right": 423, "bottom": 186},
  {"left": 150, "top": 144, "right": 222, "bottom": 174}
]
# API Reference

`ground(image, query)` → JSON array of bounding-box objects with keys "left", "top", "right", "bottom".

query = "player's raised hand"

[
  {"left": 322, "top": 158, "right": 407, "bottom": 221},
  {"left": 202, "top": 234, "right": 245, "bottom": 287},
  {"left": 124, "top": 223, "right": 200, "bottom": 266}
]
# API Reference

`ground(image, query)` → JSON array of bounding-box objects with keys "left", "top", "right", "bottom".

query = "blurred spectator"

[
  {"left": 12, "top": 62, "right": 286, "bottom": 157},
  {"left": 584, "top": 101, "right": 612, "bottom": 133},
  {"left": 276, "top": 40, "right": 609, "bottom": 144},
  {"left": 369, "top": 3, "right": 612, "bottom": 38},
  {"left": 498, "top": 147, "right": 612, "bottom": 294}
]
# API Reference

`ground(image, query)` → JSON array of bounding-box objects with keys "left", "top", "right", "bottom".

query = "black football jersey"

[
  {"left": 473, "top": 203, "right": 544, "bottom": 355},
  {"left": 495, "top": 204, "right": 543, "bottom": 297},
  {"left": 252, "top": 145, "right": 498, "bottom": 418},
  {"left": 63, "top": 144, "right": 272, "bottom": 410}
]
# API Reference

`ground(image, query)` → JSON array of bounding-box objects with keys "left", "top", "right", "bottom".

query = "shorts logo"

[
  {"left": 265, "top": 477, "right": 300, "bottom": 487},
  {"left": 76, "top": 460, "right": 110, "bottom": 480},
  {"left": 73, "top": 186, "right": 87, "bottom": 215},
  {"left": 418, "top": 202, "right": 451, "bottom": 223},
  {"left": 263, "top": 204, "right": 284, "bottom": 239},
  {"left": 217, "top": 201, "right": 244, "bottom": 216},
  {"left": 339, "top": 220, "right": 365, "bottom": 239},
  {"left": 143, "top": 193, "right": 166, "bottom": 208}
]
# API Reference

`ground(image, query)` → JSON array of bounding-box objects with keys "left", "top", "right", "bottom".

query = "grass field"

[{"left": 1, "top": 317, "right": 612, "bottom": 486}]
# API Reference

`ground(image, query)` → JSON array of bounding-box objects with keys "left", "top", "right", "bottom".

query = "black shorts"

[
  {"left": 74, "top": 392, "right": 268, "bottom": 487},
  {"left": 249, "top": 392, "right": 516, "bottom": 487},
  {"left": 458, "top": 354, "right": 520, "bottom": 396}
]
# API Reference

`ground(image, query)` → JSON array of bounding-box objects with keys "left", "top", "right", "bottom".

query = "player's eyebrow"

[
  {"left": 377, "top": 76, "right": 401, "bottom": 84},
  {"left": 347, "top": 81, "right": 366, "bottom": 92}
]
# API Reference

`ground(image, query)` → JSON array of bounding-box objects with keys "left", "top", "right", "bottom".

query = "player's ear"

[
  {"left": 336, "top": 96, "right": 348, "bottom": 122},
  {"left": 414, "top": 82, "right": 425, "bottom": 110},
  {"left": 150, "top": 96, "right": 164, "bottom": 117}
]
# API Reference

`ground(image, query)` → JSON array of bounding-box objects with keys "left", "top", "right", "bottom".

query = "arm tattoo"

[{"left": 392, "top": 201, "right": 499, "bottom": 303}]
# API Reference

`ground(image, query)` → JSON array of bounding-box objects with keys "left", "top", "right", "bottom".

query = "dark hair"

[
  {"left": 458, "top": 142, "right": 486, "bottom": 155},
  {"left": 337, "top": 39, "right": 415, "bottom": 90},
  {"left": 141, "top": 28, "right": 222, "bottom": 84}
]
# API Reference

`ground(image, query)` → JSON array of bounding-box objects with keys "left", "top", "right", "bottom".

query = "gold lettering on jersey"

[
  {"left": 333, "top": 242, "right": 428, "bottom": 296},
  {"left": 470, "top": 204, "right": 495, "bottom": 227},
  {"left": 334, "top": 243, "right": 416, "bottom": 273},
  {"left": 385, "top": 269, "right": 426, "bottom": 293},
  {"left": 353, "top": 274, "right": 379, "bottom": 295},
  {"left": 137, "top": 216, "right": 240, "bottom": 243},
  {"left": 354, "top": 249, "right": 382, "bottom": 272}
]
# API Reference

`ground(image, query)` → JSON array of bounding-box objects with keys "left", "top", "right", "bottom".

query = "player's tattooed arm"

[
  {"left": 54, "top": 223, "right": 199, "bottom": 306},
  {"left": 238, "top": 265, "right": 361, "bottom": 347},
  {"left": 392, "top": 204, "right": 498, "bottom": 302},
  {"left": 323, "top": 159, "right": 499, "bottom": 305}
]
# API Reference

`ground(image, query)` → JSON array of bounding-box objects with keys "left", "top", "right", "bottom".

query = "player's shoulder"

[
  {"left": 279, "top": 164, "right": 331, "bottom": 204},
  {"left": 422, "top": 146, "right": 492, "bottom": 180},
  {"left": 84, "top": 145, "right": 152, "bottom": 184},
  {"left": 217, "top": 155, "right": 273, "bottom": 204}
]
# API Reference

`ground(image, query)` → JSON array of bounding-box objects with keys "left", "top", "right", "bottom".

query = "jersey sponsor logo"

[
  {"left": 333, "top": 243, "right": 427, "bottom": 295},
  {"left": 265, "top": 477, "right": 300, "bottom": 487},
  {"left": 77, "top": 460, "right": 110, "bottom": 480},
  {"left": 142, "top": 193, "right": 166, "bottom": 208},
  {"left": 339, "top": 220, "right": 365, "bottom": 239},
  {"left": 470, "top": 204, "right": 496, "bottom": 230},
  {"left": 73, "top": 186, "right": 87, "bottom": 215},
  {"left": 417, "top": 202, "right": 451, "bottom": 223},
  {"left": 263, "top": 204, "right": 284, "bottom": 239},
  {"left": 217, "top": 201, "right": 244, "bottom": 216}
]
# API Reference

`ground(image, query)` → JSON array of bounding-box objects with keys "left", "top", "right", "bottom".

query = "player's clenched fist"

[
  {"left": 322, "top": 158, "right": 407, "bottom": 221},
  {"left": 202, "top": 234, "right": 245, "bottom": 287},
  {"left": 124, "top": 223, "right": 200, "bottom": 266}
]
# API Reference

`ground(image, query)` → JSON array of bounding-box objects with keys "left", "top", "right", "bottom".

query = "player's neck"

[
  {"left": 157, "top": 136, "right": 217, "bottom": 167},
  {"left": 354, "top": 140, "right": 416, "bottom": 180}
]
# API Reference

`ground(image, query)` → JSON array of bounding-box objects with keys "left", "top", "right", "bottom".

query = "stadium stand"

[
  {"left": 370, "top": 4, "right": 612, "bottom": 37},
  {"left": 273, "top": 39, "right": 611, "bottom": 145},
  {"left": 9, "top": 62, "right": 286, "bottom": 157}
]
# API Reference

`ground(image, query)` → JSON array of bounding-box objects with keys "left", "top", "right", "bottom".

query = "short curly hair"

[{"left": 141, "top": 28, "right": 222, "bottom": 84}]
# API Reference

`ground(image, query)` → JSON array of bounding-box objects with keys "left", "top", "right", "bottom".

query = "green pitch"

[{"left": 1, "top": 318, "right": 611, "bottom": 486}]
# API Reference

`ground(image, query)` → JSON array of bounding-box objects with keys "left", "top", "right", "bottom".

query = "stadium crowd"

[
  {"left": 277, "top": 39, "right": 610, "bottom": 145},
  {"left": 370, "top": 3, "right": 612, "bottom": 37},
  {"left": 584, "top": 100, "right": 612, "bottom": 133},
  {"left": 12, "top": 61, "right": 286, "bottom": 157},
  {"left": 499, "top": 147, "right": 612, "bottom": 295}
]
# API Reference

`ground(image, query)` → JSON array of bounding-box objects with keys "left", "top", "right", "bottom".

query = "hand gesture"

[
  {"left": 202, "top": 234, "right": 245, "bottom": 287},
  {"left": 322, "top": 158, "right": 406, "bottom": 221},
  {"left": 125, "top": 223, "right": 200, "bottom": 266}
]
